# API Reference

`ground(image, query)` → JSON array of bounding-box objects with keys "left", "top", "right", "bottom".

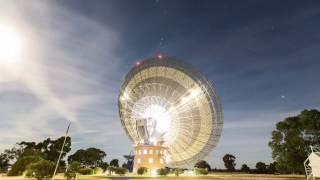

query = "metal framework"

[
  {"left": 305, "top": 146, "right": 320, "bottom": 180},
  {"left": 118, "top": 57, "right": 223, "bottom": 167}
]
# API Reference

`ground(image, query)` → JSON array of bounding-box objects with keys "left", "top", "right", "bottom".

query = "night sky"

[{"left": 0, "top": 0, "right": 320, "bottom": 168}]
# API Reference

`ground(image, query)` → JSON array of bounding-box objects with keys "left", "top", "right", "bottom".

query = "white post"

[{"left": 52, "top": 122, "right": 71, "bottom": 179}]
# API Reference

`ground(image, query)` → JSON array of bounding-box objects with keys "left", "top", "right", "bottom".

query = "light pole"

[{"left": 52, "top": 122, "right": 71, "bottom": 179}]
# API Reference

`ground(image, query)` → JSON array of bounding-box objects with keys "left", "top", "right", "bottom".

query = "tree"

[
  {"left": 223, "top": 154, "right": 236, "bottom": 171},
  {"left": 99, "top": 162, "right": 109, "bottom": 171},
  {"left": 122, "top": 162, "right": 128, "bottom": 169},
  {"left": 27, "top": 160, "right": 55, "bottom": 180},
  {"left": 269, "top": 109, "right": 320, "bottom": 173},
  {"left": 267, "top": 162, "right": 277, "bottom": 174},
  {"left": 194, "top": 160, "right": 211, "bottom": 171},
  {"left": 110, "top": 159, "right": 119, "bottom": 167},
  {"left": 0, "top": 153, "right": 10, "bottom": 172},
  {"left": 8, "top": 156, "right": 42, "bottom": 176},
  {"left": 0, "top": 146, "right": 24, "bottom": 172},
  {"left": 65, "top": 161, "right": 81, "bottom": 180},
  {"left": 68, "top": 148, "right": 106, "bottom": 168},
  {"left": 19, "top": 136, "right": 71, "bottom": 167},
  {"left": 68, "top": 161, "right": 81, "bottom": 172},
  {"left": 240, "top": 164, "right": 250, "bottom": 172},
  {"left": 255, "top": 162, "right": 267, "bottom": 174},
  {"left": 4, "top": 146, "right": 23, "bottom": 162}
]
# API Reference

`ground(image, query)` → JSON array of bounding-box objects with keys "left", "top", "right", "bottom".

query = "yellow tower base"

[{"left": 133, "top": 144, "right": 167, "bottom": 173}]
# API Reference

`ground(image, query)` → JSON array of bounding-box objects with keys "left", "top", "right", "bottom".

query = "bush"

[
  {"left": 93, "top": 167, "right": 104, "bottom": 174},
  {"left": 8, "top": 156, "right": 42, "bottom": 176},
  {"left": 255, "top": 162, "right": 267, "bottom": 174},
  {"left": 137, "top": 167, "right": 148, "bottom": 175},
  {"left": 194, "top": 160, "right": 211, "bottom": 171},
  {"left": 65, "top": 170, "right": 76, "bottom": 180},
  {"left": 68, "top": 161, "right": 81, "bottom": 172},
  {"left": 174, "top": 168, "right": 183, "bottom": 176},
  {"left": 240, "top": 164, "right": 250, "bottom": 172},
  {"left": 27, "top": 160, "right": 55, "bottom": 180},
  {"left": 65, "top": 161, "right": 81, "bottom": 180},
  {"left": 194, "top": 168, "right": 208, "bottom": 175},
  {"left": 157, "top": 168, "right": 170, "bottom": 176},
  {"left": 99, "top": 162, "right": 109, "bottom": 171},
  {"left": 78, "top": 168, "right": 93, "bottom": 175},
  {"left": 114, "top": 167, "right": 127, "bottom": 175}
]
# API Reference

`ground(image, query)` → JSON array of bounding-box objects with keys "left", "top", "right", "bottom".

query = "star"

[{"left": 281, "top": 95, "right": 286, "bottom": 99}]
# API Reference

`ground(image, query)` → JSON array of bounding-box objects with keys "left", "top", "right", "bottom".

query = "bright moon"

[
  {"left": 0, "top": 24, "right": 24, "bottom": 82},
  {"left": 0, "top": 25, "right": 22, "bottom": 63}
]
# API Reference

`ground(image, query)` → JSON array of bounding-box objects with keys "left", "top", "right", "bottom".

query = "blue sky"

[{"left": 0, "top": 1, "right": 319, "bottom": 169}]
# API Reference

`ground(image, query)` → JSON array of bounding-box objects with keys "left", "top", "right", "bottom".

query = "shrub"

[
  {"left": 255, "top": 162, "right": 267, "bottom": 174},
  {"left": 99, "top": 162, "right": 109, "bottom": 171},
  {"left": 137, "top": 167, "right": 148, "bottom": 175},
  {"left": 78, "top": 168, "right": 93, "bottom": 175},
  {"left": 240, "top": 164, "right": 250, "bottom": 172},
  {"left": 68, "top": 161, "right": 81, "bottom": 172},
  {"left": 174, "top": 168, "right": 184, "bottom": 176},
  {"left": 65, "top": 161, "right": 81, "bottom": 180},
  {"left": 157, "top": 168, "right": 170, "bottom": 176},
  {"left": 65, "top": 170, "right": 77, "bottom": 180},
  {"left": 8, "top": 156, "right": 42, "bottom": 176},
  {"left": 194, "top": 160, "right": 211, "bottom": 171},
  {"left": 108, "top": 166, "right": 116, "bottom": 174},
  {"left": 93, "top": 167, "right": 104, "bottom": 174},
  {"left": 194, "top": 167, "right": 208, "bottom": 175},
  {"left": 27, "top": 160, "right": 55, "bottom": 180},
  {"left": 114, "top": 167, "right": 127, "bottom": 175}
]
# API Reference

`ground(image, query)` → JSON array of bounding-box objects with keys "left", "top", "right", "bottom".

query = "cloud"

[{"left": 0, "top": 1, "right": 125, "bottom": 154}]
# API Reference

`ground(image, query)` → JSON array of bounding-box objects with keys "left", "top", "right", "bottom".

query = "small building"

[
  {"left": 133, "top": 144, "right": 167, "bottom": 173},
  {"left": 304, "top": 146, "right": 320, "bottom": 179}
]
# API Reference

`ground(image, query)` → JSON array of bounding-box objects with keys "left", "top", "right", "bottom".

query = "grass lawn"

[{"left": 0, "top": 173, "right": 306, "bottom": 180}]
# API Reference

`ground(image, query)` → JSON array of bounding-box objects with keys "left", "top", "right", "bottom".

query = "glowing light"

[
  {"left": 135, "top": 61, "right": 141, "bottom": 66},
  {"left": 180, "top": 88, "right": 200, "bottom": 104},
  {"left": 157, "top": 54, "right": 163, "bottom": 59},
  {"left": 185, "top": 170, "right": 195, "bottom": 176},
  {"left": 0, "top": 24, "right": 24, "bottom": 82},
  {"left": 149, "top": 137, "right": 157, "bottom": 144},
  {"left": 151, "top": 169, "right": 157, "bottom": 177},
  {"left": 120, "top": 92, "right": 130, "bottom": 101},
  {"left": 148, "top": 158, "right": 153, "bottom": 164},
  {"left": 0, "top": 24, "right": 23, "bottom": 62},
  {"left": 143, "top": 104, "right": 171, "bottom": 133},
  {"left": 165, "top": 155, "right": 171, "bottom": 163}
]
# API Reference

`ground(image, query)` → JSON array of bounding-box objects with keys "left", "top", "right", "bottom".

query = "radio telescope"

[{"left": 118, "top": 56, "right": 223, "bottom": 172}]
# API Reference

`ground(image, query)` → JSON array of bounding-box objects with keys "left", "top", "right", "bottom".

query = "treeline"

[
  {"left": 0, "top": 109, "right": 318, "bottom": 178},
  {"left": 214, "top": 109, "right": 320, "bottom": 175},
  {"left": 0, "top": 137, "right": 126, "bottom": 179},
  {"left": 193, "top": 157, "right": 277, "bottom": 174}
]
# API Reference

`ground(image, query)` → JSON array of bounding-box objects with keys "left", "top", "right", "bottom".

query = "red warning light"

[{"left": 157, "top": 54, "right": 163, "bottom": 59}]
